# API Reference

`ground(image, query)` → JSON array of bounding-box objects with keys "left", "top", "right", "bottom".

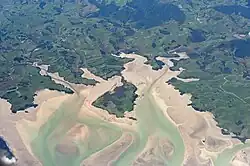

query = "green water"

[
  {"left": 31, "top": 95, "right": 123, "bottom": 166},
  {"left": 28, "top": 88, "right": 250, "bottom": 166},
  {"left": 213, "top": 142, "right": 250, "bottom": 166},
  {"left": 29, "top": 86, "right": 186, "bottom": 166},
  {"left": 113, "top": 93, "right": 185, "bottom": 166}
]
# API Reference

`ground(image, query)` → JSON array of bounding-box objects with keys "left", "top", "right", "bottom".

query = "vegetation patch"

[
  {"left": 169, "top": 39, "right": 250, "bottom": 141},
  {"left": 93, "top": 80, "right": 137, "bottom": 117},
  {"left": 2, "top": 0, "right": 250, "bottom": 141}
]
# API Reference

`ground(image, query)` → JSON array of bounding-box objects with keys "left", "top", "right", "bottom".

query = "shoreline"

[
  {"left": 121, "top": 53, "right": 248, "bottom": 165},
  {"left": 1, "top": 52, "right": 249, "bottom": 166}
]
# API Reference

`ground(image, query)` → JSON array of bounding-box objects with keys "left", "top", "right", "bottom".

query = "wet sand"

[
  {"left": 1, "top": 53, "right": 250, "bottom": 166},
  {"left": 231, "top": 147, "right": 250, "bottom": 166}
]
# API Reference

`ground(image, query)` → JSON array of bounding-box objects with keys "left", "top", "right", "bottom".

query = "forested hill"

[{"left": 1, "top": 0, "right": 250, "bottom": 141}]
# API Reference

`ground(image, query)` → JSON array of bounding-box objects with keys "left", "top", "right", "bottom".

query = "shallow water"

[
  {"left": 30, "top": 95, "right": 122, "bottom": 166},
  {"left": 25, "top": 62, "right": 250, "bottom": 166},
  {"left": 113, "top": 93, "right": 185, "bottom": 166},
  {"left": 213, "top": 142, "right": 250, "bottom": 166},
  {"left": 25, "top": 92, "right": 250, "bottom": 166},
  {"left": 29, "top": 75, "right": 185, "bottom": 166}
]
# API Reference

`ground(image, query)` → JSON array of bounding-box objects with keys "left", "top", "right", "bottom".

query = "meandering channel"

[{"left": 16, "top": 53, "right": 250, "bottom": 166}]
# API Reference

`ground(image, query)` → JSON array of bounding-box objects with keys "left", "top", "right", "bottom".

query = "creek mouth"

[
  {"left": 26, "top": 54, "right": 186, "bottom": 166},
  {"left": 15, "top": 53, "right": 250, "bottom": 166},
  {"left": 29, "top": 86, "right": 185, "bottom": 166}
]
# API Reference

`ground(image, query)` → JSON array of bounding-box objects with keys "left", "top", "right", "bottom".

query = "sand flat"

[
  {"left": 0, "top": 99, "right": 41, "bottom": 166},
  {"left": 82, "top": 132, "right": 133, "bottom": 166},
  {"left": 2, "top": 52, "right": 249, "bottom": 166},
  {"left": 120, "top": 53, "right": 246, "bottom": 166},
  {"left": 230, "top": 148, "right": 250, "bottom": 166}
]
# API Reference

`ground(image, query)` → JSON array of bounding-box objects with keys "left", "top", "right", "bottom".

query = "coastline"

[{"left": 0, "top": 52, "right": 249, "bottom": 166}]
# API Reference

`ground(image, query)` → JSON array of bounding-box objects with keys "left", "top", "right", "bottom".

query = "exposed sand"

[
  {"left": 80, "top": 68, "right": 106, "bottom": 83},
  {"left": 33, "top": 63, "right": 86, "bottom": 92},
  {"left": 32, "top": 62, "right": 134, "bottom": 128},
  {"left": 119, "top": 53, "right": 244, "bottom": 166},
  {"left": 155, "top": 54, "right": 242, "bottom": 165},
  {"left": 78, "top": 69, "right": 136, "bottom": 129},
  {"left": 0, "top": 99, "right": 41, "bottom": 166},
  {"left": 1, "top": 52, "right": 248, "bottom": 166},
  {"left": 231, "top": 148, "right": 250, "bottom": 166},
  {"left": 15, "top": 90, "right": 70, "bottom": 156},
  {"left": 13, "top": 65, "right": 136, "bottom": 166},
  {"left": 66, "top": 124, "right": 90, "bottom": 143},
  {"left": 132, "top": 136, "right": 174, "bottom": 166},
  {"left": 82, "top": 132, "right": 134, "bottom": 166},
  {"left": 176, "top": 77, "right": 200, "bottom": 82}
]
